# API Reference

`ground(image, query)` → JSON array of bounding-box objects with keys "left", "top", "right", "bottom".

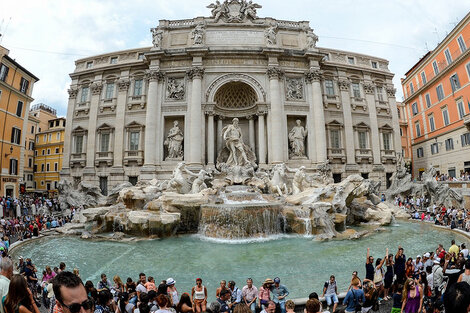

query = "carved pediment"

[{"left": 206, "top": 0, "right": 262, "bottom": 23}]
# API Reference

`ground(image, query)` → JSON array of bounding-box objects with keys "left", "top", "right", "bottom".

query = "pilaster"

[
  {"left": 305, "top": 68, "right": 326, "bottom": 163},
  {"left": 267, "top": 66, "right": 284, "bottom": 164},
  {"left": 187, "top": 66, "right": 205, "bottom": 166},
  {"left": 337, "top": 77, "right": 356, "bottom": 165}
]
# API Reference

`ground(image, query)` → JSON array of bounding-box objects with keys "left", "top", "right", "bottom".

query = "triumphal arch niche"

[{"left": 63, "top": 0, "right": 400, "bottom": 190}]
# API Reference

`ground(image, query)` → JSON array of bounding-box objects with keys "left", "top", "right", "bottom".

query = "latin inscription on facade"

[{"left": 205, "top": 30, "right": 264, "bottom": 45}]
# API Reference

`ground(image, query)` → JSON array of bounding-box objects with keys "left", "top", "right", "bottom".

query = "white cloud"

[{"left": 1, "top": 0, "right": 469, "bottom": 115}]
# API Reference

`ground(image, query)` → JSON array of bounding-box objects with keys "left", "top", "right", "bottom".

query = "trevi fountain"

[{"left": 12, "top": 0, "right": 468, "bottom": 301}]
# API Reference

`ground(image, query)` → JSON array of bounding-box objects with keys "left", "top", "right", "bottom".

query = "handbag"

[{"left": 352, "top": 289, "right": 362, "bottom": 313}]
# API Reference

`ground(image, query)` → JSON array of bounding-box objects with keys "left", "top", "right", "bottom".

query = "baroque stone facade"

[{"left": 61, "top": 1, "right": 401, "bottom": 192}]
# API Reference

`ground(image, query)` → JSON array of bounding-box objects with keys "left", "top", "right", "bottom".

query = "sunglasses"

[{"left": 60, "top": 298, "right": 94, "bottom": 313}]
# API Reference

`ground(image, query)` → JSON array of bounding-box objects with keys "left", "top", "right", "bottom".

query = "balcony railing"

[
  {"left": 327, "top": 147, "right": 346, "bottom": 163},
  {"left": 95, "top": 151, "right": 113, "bottom": 166},
  {"left": 463, "top": 113, "right": 470, "bottom": 131},
  {"left": 355, "top": 148, "right": 373, "bottom": 164},
  {"left": 380, "top": 149, "right": 396, "bottom": 163},
  {"left": 124, "top": 150, "right": 144, "bottom": 166},
  {"left": 70, "top": 153, "right": 86, "bottom": 167}
]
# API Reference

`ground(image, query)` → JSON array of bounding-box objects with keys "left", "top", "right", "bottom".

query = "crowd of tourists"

[
  {"left": 0, "top": 240, "right": 467, "bottom": 313},
  {"left": 394, "top": 195, "right": 470, "bottom": 232},
  {"left": 0, "top": 195, "right": 62, "bottom": 217},
  {"left": 434, "top": 172, "right": 470, "bottom": 182}
]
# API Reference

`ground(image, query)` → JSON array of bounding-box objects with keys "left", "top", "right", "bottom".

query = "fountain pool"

[{"left": 11, "top": 222, "right": 468, "bottom": 300}]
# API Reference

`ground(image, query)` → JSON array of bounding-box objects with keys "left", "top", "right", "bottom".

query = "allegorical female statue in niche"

[
  {"left": 165, "top": 120, "right": 184, "bottom": 160},
  {"left": 288, "top": 119, "right": 307, "bottom": 158}
]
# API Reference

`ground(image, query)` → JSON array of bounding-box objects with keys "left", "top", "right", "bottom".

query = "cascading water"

[
  {"left": 293, "top": 207, "right": 312, "bottom": 237},
  {"left": 198, "top": 186, "right": 284, "bottom": 239}
]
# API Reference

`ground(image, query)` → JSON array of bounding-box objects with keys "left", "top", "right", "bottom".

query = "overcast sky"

[{"left": 1, "top": 1, "right": 469, "bottom": 117}]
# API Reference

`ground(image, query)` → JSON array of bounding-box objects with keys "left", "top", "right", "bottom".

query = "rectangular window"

[
  {"left": 377, "top": 86, "right": 384, "bottom": 101},
  {"left": 54, "top": 163, "right": 58, "bottom": 171},
  {"left": 409, "top": 82, "right": 414, "bottom": 94},
  {"left": 28, "top": 158, "right": 33, "bottom": 168},
  {"left": 421, "top": 71, "right": 427, "bottom": 84},
  {"left": 48, "top": 134, "right": 52, "bottom": 142},
  {"left": 352, "top": 83, "right": 361, "bottom": 98},
  {"left": 129, "top": 176, "right": 138, "bottom": 186},
  {"left": 348, "top": 57, "right": 355, "bottom": 64},
  {"left": 457, "top": 35, "right": 467, "bottom": 53},
  {"left": 100, "top": 133, "right": 110, "bottom": 152},
  {"left": 11, "top": 128, "right": 21, "bottom": 144},
  {"left": 324, "top": 80, "right": 335, "bottom": 96},
  {"left": 86, "top": 61, "right": 93, "bottom": 69},
  {"left": 415, "top": 122, "right": 421, "bottom": 137},
  {"left": 433, "top": 60, "right": 439, "bottom": 75},
  {"left": 412, "top": 102, "right": 419, "bottom": 115},
  {"left": 42, "top": 149, "right": 45, "bottom": 156},
  {"left": 371, "top": 61, "right": 377, "bottom": 69},
  {"left": 445, "top": 138, "right": 454, "bottom": 151},
  {"left": 467, "top": 63, "right": 470, "bottom": 80},
  {"left": 47, "top": 148, "right": 50, "bottom": 155},
  {"left": 450, "top": 74, "right": 461, "bottom": 92},
  {"left": 133, "top": 79, "right": 143, "bottom": 96},
  {"left": 442, "top": 107, "right": 450, "bottom": 126},
  {"left": 110, "top": 57, "right": 118, "bottom": 64},
  {"left": 425, "top": 93, "right": 432, "bottom": 108},
  {"left": 46, "top": 163, "right": 50, "bottom": 172},
  {"left": 43, "top": 134, "right": 47, "bottom": 142},
  {"left": 74, "top": 135, "right": 83, "bottom": 154},
  {"left": 358, "top": 131, "right": 367, "bottom": 149},
  {"left": 41, "top": 164, "right": 45, "bottom": 172},
  {"left": 100, "top": 177, "right": 108, "bottom": 196},
  {"left": 80, "top": 87, "right": 89, "bottom": 103},
  {"left": 105, "top": 83, "right": 114, "bottom": 99},
  {"left": 20, "top": 77, "right": 29, "bottom": 94},
  {"left": 0, "top": 63, "right": 9, "bottom": 82},
  {"left": 55, "top": 148, "right": 59, "bottom": 153},
  {"left": 129, "top": 131, "right": 140, "bottom": 151},
  {"left": 138, "top": 53, "right": 144, "bottom": 60},
  {"left": 429, "top": 114, "right": 435, "bottom": 132},
  {"left": 431, "top": 143, "right": 439, "bottom": 155},
  {"left": 436, "top": 85, "right": 444, "bottom": 101},
  {"left": 16, "top": 101, "right": 23, "bottom": 117},
  {"left": 457, "top": 100, "right": 466, "bottom": 119},
  {"left": 9, "top": 159, "right": 18, "bottom": 175},
  {"left": 462, "top": 133, "right": 470, "bottom": 147},
  {"left": 444, "top": 49, "right": 452, "bottom": 65},
  {"left": 31, "top": 126, "right": 35, "bottom": 134},
  {"left": 56, "top": 132, "right": 60, "bottom": 140},
  {"left": 330, "top": 130, "right": 340, "bottom": 149},
  {"left": 382, "top": 133, "right": 391, "bottom": 150}
]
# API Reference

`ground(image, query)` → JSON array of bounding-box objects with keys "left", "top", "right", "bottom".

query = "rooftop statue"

[{"left": 207, "top": 0, "right": 262, "bottom": 23}]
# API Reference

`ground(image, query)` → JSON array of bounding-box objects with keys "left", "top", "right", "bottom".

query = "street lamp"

[{"left": 4, "top": 146, "right": 13, "bottom": 158}]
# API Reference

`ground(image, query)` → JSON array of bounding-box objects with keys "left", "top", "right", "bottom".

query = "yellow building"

[
  {"left": 0, "top": 45, "right": 39, "bottom": 197},
  {"left": 34, "top": 117, "right": 65, "bottom": 195},
  {"left": 23, "top": 104, "right": 58, "bottom": 192}
]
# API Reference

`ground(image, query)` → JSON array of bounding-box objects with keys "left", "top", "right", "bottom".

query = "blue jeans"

[
  {"left": 247, "top": 301, "right": 256, "bottom": 313},
  {"left": 325, "top": 294, "right": 338, "bottom": 306},
  {"left": 276, "top": 301, "right": 286, "bottom": 313}
]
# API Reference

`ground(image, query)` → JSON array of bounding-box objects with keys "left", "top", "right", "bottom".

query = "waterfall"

[{"left": 293, "top": 207, "right": 312, "bottom": 237}]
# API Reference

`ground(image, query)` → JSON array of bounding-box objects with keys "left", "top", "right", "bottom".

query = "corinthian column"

[
  {"left": 61, "top": 86, "right": 79, "bottom": 177},
  {"left": 207, "top": 111, "right": 215, "bottom": 165},
  {"left": 337, "top": 78, "right": 356, "bottom": 165},
  {"left": 113, "top": 78, "right": 130, "bottom": 168},
  {"left": 187, "top": 67, "right": 204, "bottom": 165},
  {"left": 257, "top": 112, "right": 266, "bottom": 164},
  {"left": 267, "top": 66, "right": 284, "bottom": 164},
  {"left": 247, "top": 115, "right": 255, "bottom": 152},
  {"left": 85, "top": 81, "right": 103, "bottom": 173},
  {"left": 306, "top": 68, "right": 326, "bottom": 163},
  {"left": 144, "top": 69, "right": 164, "bottom": 167}
]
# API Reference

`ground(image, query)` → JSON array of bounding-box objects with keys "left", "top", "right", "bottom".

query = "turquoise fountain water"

[{"left": 11, "top": 222, "right": 468, "bottom": 301}]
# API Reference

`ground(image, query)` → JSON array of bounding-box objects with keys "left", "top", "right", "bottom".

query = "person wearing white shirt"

[
  {"left": 461, "top": 244, "right": 468, "bottom": 259},
  {"left": 0, "top": 257, "right": 13, "bottom": 313}
]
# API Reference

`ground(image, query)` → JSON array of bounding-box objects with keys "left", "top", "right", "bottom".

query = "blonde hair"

[
  {"left": 351, "top": 277, "right": 361, "bottom": 286},
  {"left": 114, "top": 275, "right": 124, "bottom": 287},
  {"left": 402, "top": 278, "right": 413, "bottom": 303},
  {"left": 233, "top": 304, "right": 252, "bottom": 313},
  {"left": 286, "top": 300, "right": 295, "bottom": 310},
  {"left": 73, "top": 268, "right": 80, "bottom": 276}
]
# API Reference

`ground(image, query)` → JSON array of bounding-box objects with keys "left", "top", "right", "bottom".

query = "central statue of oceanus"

[{"left": 216, "top": 118, "right": 257, "bottom": 184}]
